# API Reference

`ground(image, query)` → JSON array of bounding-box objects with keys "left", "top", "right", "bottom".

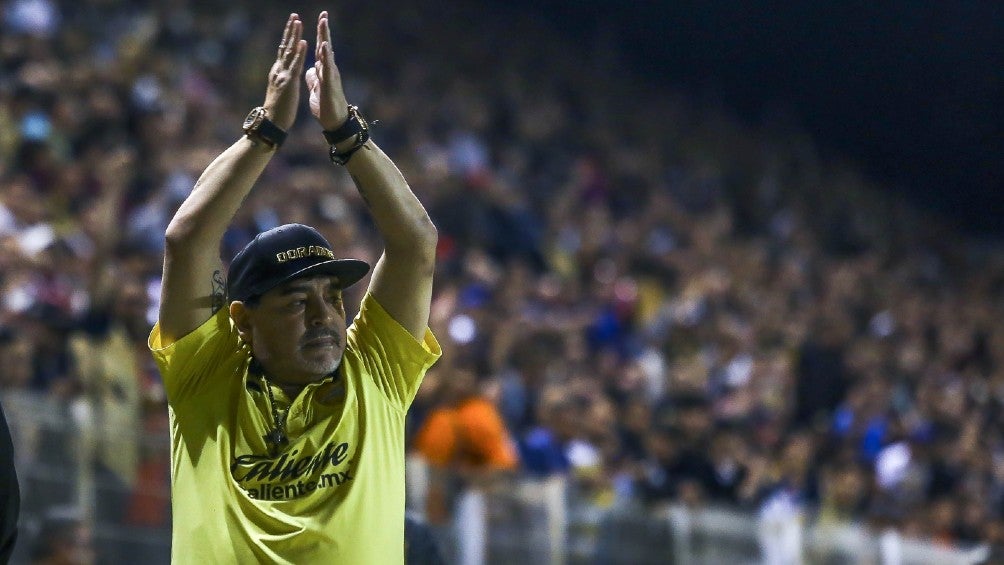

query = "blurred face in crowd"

[
  {"left": 709, "top": 429, "right": 743, "bottom": 464},
  {"left": 780, "top": 433, "right": 814, "bottom": 477},
  {"left": 0, "top": 334, "right": 32, "bottom": 388},
  {"left": 231, "top": 275, "right": 347, "bottom": 385},
  {"left": 622, "top": 399, "right": 651, "bottom": 433},
  {"left": 540, "top": 399, "right": 578, "bottom": 442},
  {"left": 645, "top": 429, "right": 680, "bottom": 465},
  {"left": 824, "top": 464, "right": 866, "bottom": 513},
  {"left": 928, "top": 498, "right": 958, "bottom": 535},
  {"left": 677, "top": 404, "right": 712, "bottom": 441},
  {"left": 114, "top": 278, "right": 149, "bottom": 339},
  {"left": 439, "top": 367, "right": 478, "bottom": 405}
]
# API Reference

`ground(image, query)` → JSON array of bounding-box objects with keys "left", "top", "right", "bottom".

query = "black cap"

[{"left": 227, "top": 223, "right": 370, "bottom": 302}]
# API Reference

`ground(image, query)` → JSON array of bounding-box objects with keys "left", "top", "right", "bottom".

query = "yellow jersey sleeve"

[
  {"left": 345, "top": 293, "right": 441, "bottom": 410},
  {"left": 148, "top": 308, "right": 245, "bottom": 403}
]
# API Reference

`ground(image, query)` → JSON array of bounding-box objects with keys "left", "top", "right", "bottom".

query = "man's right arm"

[
  {"left": 158, "top": 138, "right": 276, "bottom": 344},
  {"left": 157, "top": 13, "right": 307, "bottom": 345}
]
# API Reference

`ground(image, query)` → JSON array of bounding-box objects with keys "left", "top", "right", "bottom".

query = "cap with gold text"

[{"left": 226, "top": 223, "right": 370, "bottom": 302}]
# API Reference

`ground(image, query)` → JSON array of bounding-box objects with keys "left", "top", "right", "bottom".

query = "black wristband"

[
  {"left": 324, "top": 105, "right": 371, "bottom": 165},
  {"left": 323, "top": 105, "right": 367, "bottom": 145}
]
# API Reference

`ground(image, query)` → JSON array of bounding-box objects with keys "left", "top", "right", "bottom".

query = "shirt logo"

[{"left": 231, "top": 440, "right": 355, "bottom": 500}]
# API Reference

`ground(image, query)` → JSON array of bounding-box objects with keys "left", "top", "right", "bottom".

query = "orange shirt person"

[
  {"left": 415, "top": 396, "right": 519, "bottom": 470},
  {"left": 413, "top": 368, "right": 518, "bottom": 528}
]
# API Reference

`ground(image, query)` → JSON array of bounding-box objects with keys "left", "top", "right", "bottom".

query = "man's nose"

[{"left": 308, "top": 297, "right": 336, "bottom": 326}]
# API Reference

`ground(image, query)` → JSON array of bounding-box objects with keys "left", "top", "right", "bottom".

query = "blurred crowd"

[{"left": 3, "top": 0, "right": 1004, "bottom": 561}]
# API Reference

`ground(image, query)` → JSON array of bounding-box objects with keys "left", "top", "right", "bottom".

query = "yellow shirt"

[{"left": 149, "top": 293, "right": 441, "bottom": 564}]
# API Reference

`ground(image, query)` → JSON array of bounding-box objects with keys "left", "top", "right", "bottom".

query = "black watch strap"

[
  {"left": 324, "top": 105, "right": 371, "bottom": 166},
  {"left": 254, "top": 119, "right": 287, "bottom": 148},
  {"left": 323, "top": 105, "right": 367, "bottom": 145},
  {"left": 243, "top": 106, "right": 287, "bottom": 149}
]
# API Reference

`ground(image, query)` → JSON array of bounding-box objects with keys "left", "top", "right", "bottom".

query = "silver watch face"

[{"left": 243, "top": 107, "right": 265, "bottom": 131}]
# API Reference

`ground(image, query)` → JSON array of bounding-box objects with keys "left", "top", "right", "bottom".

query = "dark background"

[{"left": 498, "top": 1, "right": 1003, "bottom": 238}]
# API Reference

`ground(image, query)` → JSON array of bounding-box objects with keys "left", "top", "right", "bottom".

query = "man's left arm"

[
  {"left": 307, "top": 11, "right": 436, "bottom": 339},
  {"left": 345, "top": 142, "right": 436, "bottom": 340}
]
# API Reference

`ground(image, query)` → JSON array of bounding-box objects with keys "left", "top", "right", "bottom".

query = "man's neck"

[
  {"left": 273, "top": 380, "right": 306, "bottom": 400},
  {"left": 250, "top": 359, "right": 338, "bottom": 400}
]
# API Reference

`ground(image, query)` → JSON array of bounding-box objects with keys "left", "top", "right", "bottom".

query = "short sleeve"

[
  {"left": 345, "top": 293, "right": 441, "bottom": 410},
  {"left": 148, "top": 309, "right": 246, "bottom": 403}
]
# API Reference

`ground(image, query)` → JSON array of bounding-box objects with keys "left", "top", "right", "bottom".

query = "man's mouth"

[{"left": 302, "top": 332, "right": 340, "bottom": 348}]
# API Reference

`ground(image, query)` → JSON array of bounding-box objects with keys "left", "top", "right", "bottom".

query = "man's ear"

[{"left": 230, "top": 301, "right": 252, "bottom": 343}]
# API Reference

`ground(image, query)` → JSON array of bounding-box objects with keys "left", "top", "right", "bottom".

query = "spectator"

[
  {"left": 518, "top": 394, "right": 575, "bottom": 478},
  {"left": 414, "top": 366, "right": 518, "bottom": 565},
  {"left": 0, "top": 0, "right": 1002, "bottom": 560}
]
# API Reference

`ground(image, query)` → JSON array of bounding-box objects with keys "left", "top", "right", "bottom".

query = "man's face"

[{"left": 231, "top": 275, "right": 347, "bottom": 385}]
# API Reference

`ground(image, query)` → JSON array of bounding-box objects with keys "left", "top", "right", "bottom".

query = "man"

[{"left": 149, "top": 11, "right": 440, "bottom": 564}]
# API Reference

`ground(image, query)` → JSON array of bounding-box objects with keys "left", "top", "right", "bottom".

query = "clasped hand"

[{"left": 262, "top": 11, "right": 350, "bottom": 134}]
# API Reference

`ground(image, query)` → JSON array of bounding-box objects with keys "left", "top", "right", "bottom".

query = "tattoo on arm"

[{"left": 211, "top": 270, "right": 226, "bottom": 313}]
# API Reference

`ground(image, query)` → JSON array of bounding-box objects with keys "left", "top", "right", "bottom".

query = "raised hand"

[
  {"left": 263, "top": 13, "right": 308, "bottom": 131},
  {"left": 306, "top": 11, "right": 350, "bottom": 131}
]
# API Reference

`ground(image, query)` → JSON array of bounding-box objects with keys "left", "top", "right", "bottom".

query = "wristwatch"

[
  {"left": 323, "top": 105, "right": 370, "bottom": 165},
  {"left": 243, "top": 107, "right": 287, "bottom": 149}
]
